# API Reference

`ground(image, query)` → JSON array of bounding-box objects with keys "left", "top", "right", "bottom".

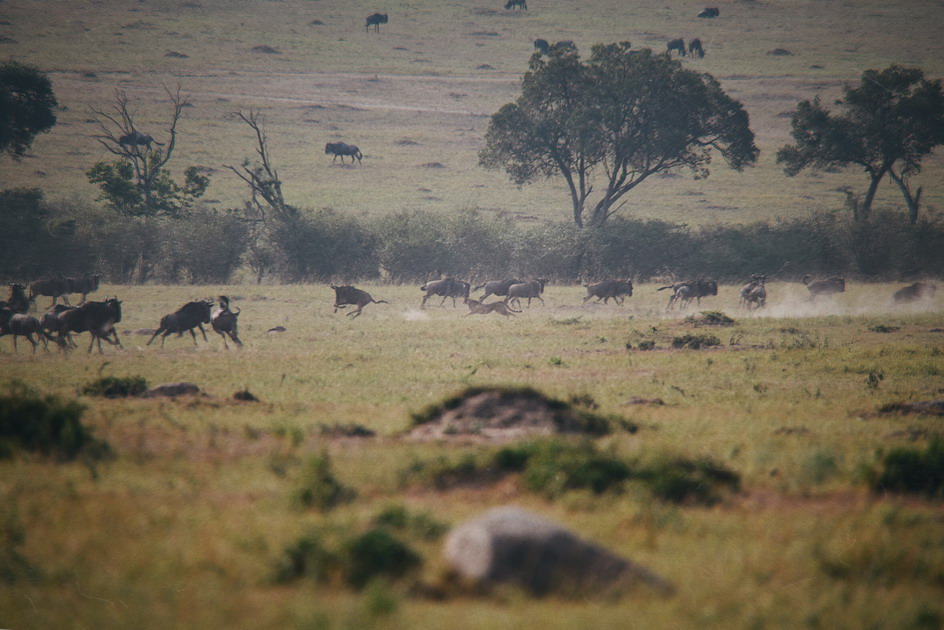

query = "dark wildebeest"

[
  {"left": 474, "top": 278, "right": 522, "bottom": 302},
  {"left": 688, "top": 38, "right": 705, "bottom": 58},
  {"left": 740, "top": 275, "right": 767, "bottom": 310},
  {"left": 802, "top": 275, "right": 845, "bottom": 301},
  {"left": 29, "top": 276, "right": 72, "bottom": 307},
  {"left": 67, "top": 273, "right": 101, "bottom": 303},
  {"left": 325, "top": 142, "right": 363, "bottom": 164},
  {"left": 583, "top": 279, "right": 634, "bottom": 305},
  {"left": 41, "top": 304, "right": 78, "bottom": 348},
  {"left": 892, "top": 282, "right": 937, "bottom": 304},
  {"left": 331, "top": 285, "right": 388, "bottom": 319},
  {"left": 420, "top": 278, "right": 471, "bottom": 309},
  {"left": 365, "top": 12, "right": 388, "bottom": 32},
  {"left": 0, "top": 308, "right": 52, "bottom": 353},
  {"left": 57, "top": 297, "right": 123, "bottom": 353},
  {"left": 505, "top": 279, "right": 548, "bottom": 308},
  {"left": 658, "top": 279, "right": 717, "bottom": 310},
  {"left": 147, "top": 300, "right": 214, "bottom": 347},
  {"left": 118, "top": 131, "right": 162, "bottom": 151},
  {"left": 504, "top": 0, "right": 527, "bottom": 9},
  {"left": 667, "top": 38, "right": 686, "bottom": 57},
  {"left": 698, "top": 7, "right": 720, "bottom": 18},
  {"left": 6, "top": 283, "right": 29, "bottom": 314},
  {"left": 211, "top": 296, "right": 243, "bottom": 349},
  {"left": 554, "top": 40, "right": 576, "bottom": 51},
  {"left": 533, "top": 38, "right": 550, "bottom": 54}
]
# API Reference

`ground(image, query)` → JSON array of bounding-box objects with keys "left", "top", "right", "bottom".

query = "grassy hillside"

[{"left": 1, "top": 0, "right": 943, "bottom": 225}]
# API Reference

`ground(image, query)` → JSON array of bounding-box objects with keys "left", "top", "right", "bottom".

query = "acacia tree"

[
  {"left": 479, "top": 43, "right": 758, "bottom": 227},
  {"left": 777, "top": 65, "right": 944, "bottom": 225},
  {"left": 0, "top": 60, "right": 58, "bottom": 160},
  {"left": 87, "top": 86, "right": 209, "bottom": 218}
]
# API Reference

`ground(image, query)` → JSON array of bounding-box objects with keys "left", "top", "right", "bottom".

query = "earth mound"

[{"left": 407, "top": 386, "right": 617, "bottom": 442}]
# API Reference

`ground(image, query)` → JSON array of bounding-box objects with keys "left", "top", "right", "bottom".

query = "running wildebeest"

[
  {"left": 420, "top": 278, "right": 471, "bottom": 309},
  {"left": 474, "top": 278, "right": 522, "bottom": 302},
  {"left": 365, "top": 12, "right": 388, "bottom": 32},
  {"left": 147, "top": 299, "right": 214, "bottom": 347},
  {"left": 41, "top": 304, "right": 78, "bottom": 348},
  {"left": 504, "top": 0, "right": 526, "bottom": 10},
  {"left": 740, "top": 275, "right": 767, "bottom": 310},
  {"left": 688, "top": 38, "right": 705, "bottom": 58},
  {"left": 211, "top": 296, "right": 243, "bottom": 349},
  {"left": 802, "top": 275, "right": 845, "bottom": 301},
  {"left": 698, "top": 7, "right": 719, "bottom": 18},
  {"left": 331, "top": 285, "right": 388, "bottom": 319},
  {"left": 658, "top": 279, "right": 717, "bottom": 310},
  {"left": 5, "top": 283, "right": 29, "bottom": 314},
  {"left": 29, "top": 276, "right": 72, "bottom": 307},
  {"left": 667, "top": 38, "right": 686, "bottom": 57},
  {"left": 892, "top": 282, "right": 937, "bottom": 304},
  {"left": 57, "top": 297, "right": 123, "bottom": 353},
  {"left": 325, "top": 142, "right": 363, "bottom": 165},
  {"left": 0, "top": 308, "right": 52, "bottom": 353},
  {"left": 463, "top": 298, "right": 520, "bottom": 317},
  {"left": 118, "top": 131, "right": 162, "bottom": 151},
  {"left": 583, "top": 279, "right": 634, "bottom": 305},
  {"left": 505, "top": 279, "right": 548, "bottom": 309}
]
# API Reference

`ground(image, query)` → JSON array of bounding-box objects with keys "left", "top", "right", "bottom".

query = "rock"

[
  {"left": 443, "top": 506, "right": 673, "bottom": 597},
  {"left": 143, "top": 382, "right": 201, "bottom": 398}
]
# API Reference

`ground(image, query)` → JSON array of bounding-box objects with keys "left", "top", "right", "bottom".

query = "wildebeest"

[
  {"left": 658, "top": 279, "right": 717, "bottom": 310},
  {"left": 57, "top": 297, "right": 123, "bottom": 353},
  {"left": 667, "top": 38, "right": 686, "bottom": 57},
  {"left": 29, "top": 276, "right": 72, "bottom": 307},
  {"left": 504, "top": 0, "right": 526, "bottom": 10},
  {"left": 6, "top": 283, "right": 30, "bottom": 314},
  {"left": 41, "top": 304, "right": 78, "bottom": 348},
  {"left": 802, "top": 275, "right": 845, "bottom": 301},
  {"left": 688, "top": 38, "right": 705, "bottom": 58},
  {"left": 68, "top": 273, "right": 101, "bottom": 303},
  {"left": 533, "top": 38, "right": 550, "bottom": 54},
  {"left": 474, "top": 278, "right": 523, "bottom": 302},
  {"left": 365, "top": 12, "right": 388, "bottom": 32},
  {"left": 331, "top": 285, "right": 388, "bottom": 319},
  {"left": 740, "top": 275, "right": 767, "bottom": 310},
  {"left": 420, "top": 278, "right": 471, "bottom": 309},
  {"left": 505, "top": 279, "right": 548, "bottom": 309},
  {"left": 583, "top": 279, "right": 634, "bottom": 305},
  {"left": 147, "top": 299, "right": 214, "bottom": 347},
  {"left": 553, "top": 40, "right": 576, "bottom": 51},
  {"left": 118, "top": 131, "right": 162, "bottom": 151},
  {"left": 211, "top": 296, "right": 243, "bottom": 349},
  {"left": 698, "top": 7, "right": 720, "bottom": 18},
  {"left": 892, "top": 282, "right": 937, "bottom": 303},
  {"left": 0, "top": 308, "right": 52, "bottom": 353},
  {"left": 463, "top": 297, "right": 520, "bottom": 317},
  {"left": 325, "top": 142, "right": 363, "bottom": 165}
]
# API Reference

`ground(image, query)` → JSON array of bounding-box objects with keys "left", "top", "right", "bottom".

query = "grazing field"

[
  {"left": 2, "top": 0, "right": 944, "bottom": 224},
  {"left": 2, "top": 283, "right": 943, "bottom": 628}
]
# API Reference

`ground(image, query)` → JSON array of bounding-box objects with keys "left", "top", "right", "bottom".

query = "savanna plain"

[{"left": 2, "top": 0, "right": 944, "bottom": 628}]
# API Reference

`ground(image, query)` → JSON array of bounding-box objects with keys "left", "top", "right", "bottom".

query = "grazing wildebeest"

[
  {"left": 740, "top": 275, "right": 767, "bottom": 310},
  {"left": 667, "top": 38, "right": 686, "bottom": 57},
  {"left": 0, "top": 308, "right": 52, "bottom": 353},
  {"left": 802, "top": 275, "right": 845, "bottom": 301},
  {"left": 688, "top": 38, "right": 705, "bottom": 58},
  {"left": 658, "top": 279, "right": 717, "bottom": 310},
  {"left": 29, "top": 276, "right": 72, "bottom": 307},
  {"left": 474, "top": 278, "right": 523, "bottom": 302},
  {"left": 57, "top": 297, "right": 123, "bottom": 353},
  {"left": 6, "top": 283, "right": 29, "bottom": 314},
  {"left": 66, "top": 273, "right": 101, "bottom": 304},
  {"left": 463, "top": 297, "right": 520, "bottom": 317},
  {"left": 118, "top": 131, "right": 162, "bottom": 151},
  {"left": 583, "top": 279, "right": 634, "bottom": 305},
  {"left": 211, "top": 296, "right": 243, "bottom": 349},
  {"left": 698, "top": 7, "right": 720, "bottom": 18},
  {"left": 420, "top": 278, "right": 471, "bottom": 309},
  {"left": 147, "top": 299, "right": 214, "bottom": 347},
  {"left": 504, "top": 0, "right": 526, "bottom": 10},
  {"left": 533, "top": 38, "right": 550, "bottom": 54},
  {"left": 331, "top": 285, "right": 388, "bottom": 319},
  {"left": 41, "top": 304, "right": 78, "bottom": 348},
  {"left": 892, "top": 282, "right": 937, "bottom": 304},
  {"left": 365, "top": 12, "right": 388, "bottom": 32},
  {"left": 505, "top": 279, "right": 548, "bottom": 309},
  {"left": 325, "top": 142, "right": 363, "bottom": 164}
]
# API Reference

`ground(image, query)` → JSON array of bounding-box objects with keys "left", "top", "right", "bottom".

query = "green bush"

[
  {"left": 343, "top": 528, "right": 422, "bottom": 589},
  {"left": 273, "top": 533, "right": 339, "bottom": 583},
  {"left": 81, "top": 376, "right": 148, "bottom": 398},
  {"left": 371, "top": 504, "right": 448, "bottom": 541},
  {"left": 872, "top": 438, "right": 944, "bottom": 498},
  {"left": 672, "top": 333, "right": 722, "bottom": 349},
  {"left": 0, "top": 382, "right": 110, "bottom": 461},
  {"left": 294, "top": 451, "right": 356, "bottom": 511},
  {"left": 640, "top": 456, "right": 741, "bottom": 505}
]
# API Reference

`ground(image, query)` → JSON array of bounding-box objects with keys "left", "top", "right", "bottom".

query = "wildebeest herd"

[{"left": 0, "top": 275, "right": 937, "bottom": 353}]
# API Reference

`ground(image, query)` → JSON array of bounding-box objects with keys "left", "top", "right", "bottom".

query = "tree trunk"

[
  {"left": 859, "top": 174, "right": 882, "bottom": 221},
  {"left": 889, "top": 168, "right": 922, "bottom": 225}
]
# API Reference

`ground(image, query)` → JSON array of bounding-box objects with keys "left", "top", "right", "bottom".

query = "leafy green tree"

[
  {"left": 0, "top": 61, "right": 57, "bottom": 160},
  {"left": 777, "top": 65, "right": 944, "bottom": 224},
  {"left": 479, "top": 43, "right": 758, "bottom": 227},
  {"left": 87, "top": 86, "right": 209, "bottom": 218}
]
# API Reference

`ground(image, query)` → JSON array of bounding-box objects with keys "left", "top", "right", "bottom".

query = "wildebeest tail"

[{"left": 657, "top": 285, "right": 675, "bottom": 291}]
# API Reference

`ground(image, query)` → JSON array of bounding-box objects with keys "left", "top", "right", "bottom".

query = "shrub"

[
  {"left": 517, "top": 440, "right": 633, "bottom": 497},
  {"left": 0, "top": 382, "right": 110, "bottom": 461},
  {"left": 640, "top": 456, "right": 741, "bottom": 505},
  {"left": 672, "top": 333, "right": 722, "bottom": 349},
  {"left": 871, "top": 438, "right": 944, "bottom": 498},
  {"left": 273, "top": 533, "right": 339, "bottom": 583},
  {"left": 294, "top": 451, "right": 356, "bottom": 511},
  {"left": 343, "top": 528, "right": 422, "bottom": 589},
  {"left": 81, "top": 376, "right": 148, "bottom": 398},
  {"left": 371, "top": 504, "right": 448, "bottom": 541}
]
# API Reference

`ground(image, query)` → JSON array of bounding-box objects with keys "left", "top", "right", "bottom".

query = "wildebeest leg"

[
  {"left": 348, "top": 306, "right": 363, "bottom": 318},
  {"left": 230, "top": 332, "right": 243, "bottom": 347},
  {"left": 147, "top": 328, "right": 166, "bottom": 346},
  {"left": 189, "top": 328, "right": 199, "bottom": 345},
  {"left": 198, "top": 324, "right": 208, "bottom": 342}
]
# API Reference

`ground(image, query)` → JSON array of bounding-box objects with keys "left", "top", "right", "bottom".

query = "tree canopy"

[
  {"left": 777, "top": 65, "right": 944, "bottom": 224},
  {"left": 0, "top": 60, "right": 58, "bottom": 160},
  {"left": 479, "top": 42, "right": 758, "bottom": 227}
]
